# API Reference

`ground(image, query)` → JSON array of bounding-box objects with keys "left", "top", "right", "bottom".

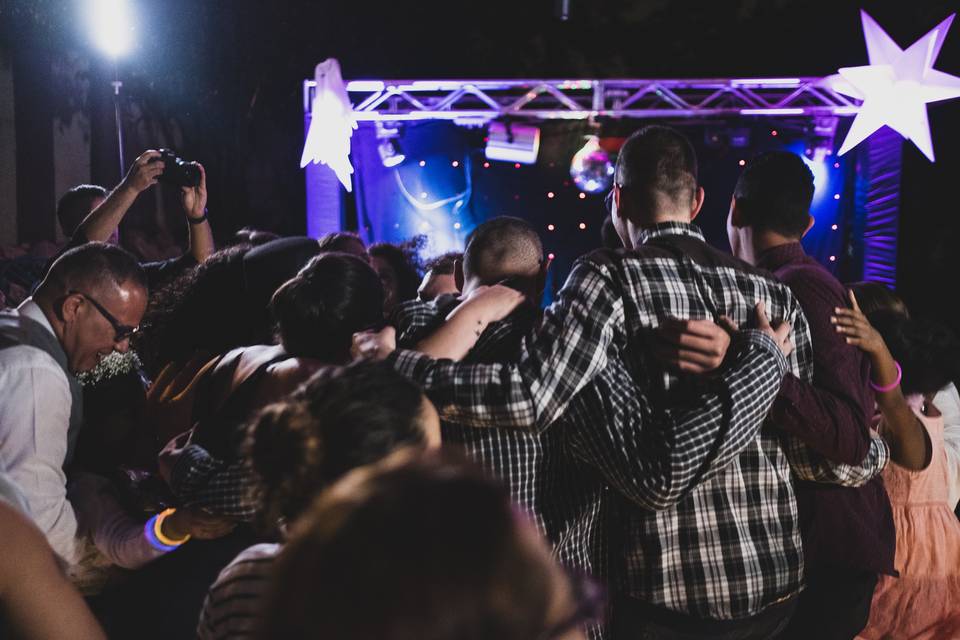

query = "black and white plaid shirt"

[{"left": 390, "top": 223, "right": 889, "bottom": 621}]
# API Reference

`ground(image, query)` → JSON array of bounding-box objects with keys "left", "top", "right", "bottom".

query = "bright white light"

[
  {"left": 800, "top": 155, "right": 829, "bottom": 199},
  {"left": 91, "top": 0, "right": 134, "bottom": 57},
  {"left": 300, "top": 59, "right": 357, "bottom": 191},
  {"left": 836, "top": 11, "right": 960, "bottom": 161},
  {"left": 740, "top": 108, "right": 806, "bottom": 115}
]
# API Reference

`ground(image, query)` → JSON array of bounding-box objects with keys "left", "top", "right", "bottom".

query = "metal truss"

[{"left": 304, "top": 77, "right": 860, "bottom": 123}]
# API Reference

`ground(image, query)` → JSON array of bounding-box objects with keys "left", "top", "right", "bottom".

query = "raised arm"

[
  {"left": 77, "top": 150, "right": 164, "bottom": 242},
  {"left": 833, "top": 292, "right": 932, "bottom": 470},
  {"left": 181, "top": 163, "right": 215, "bottom": 263}
]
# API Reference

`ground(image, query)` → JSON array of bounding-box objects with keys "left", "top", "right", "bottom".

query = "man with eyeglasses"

[{"left": 0, "top": 242, "right": 147, "bottom": 565}]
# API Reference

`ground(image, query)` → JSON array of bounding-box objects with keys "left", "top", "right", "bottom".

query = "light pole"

[{"left": 91, "top": 0, "right": 133, "bottom": 181}]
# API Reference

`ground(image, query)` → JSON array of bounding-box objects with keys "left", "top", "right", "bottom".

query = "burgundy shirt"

[{"left": 760, "top": 242, "right": 895, "bottom": 576}]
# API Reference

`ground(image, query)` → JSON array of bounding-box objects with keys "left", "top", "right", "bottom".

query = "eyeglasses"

[
  {"left": 539, "top": 570, "right": 606, "bottom": 640},
  {"left": 69, "top": 290, "right": 138, "bottom": 343}
]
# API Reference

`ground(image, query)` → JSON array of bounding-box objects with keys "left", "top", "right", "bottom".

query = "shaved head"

[{"left": 463, "top": 217, "right": 543, "bottom": 285}]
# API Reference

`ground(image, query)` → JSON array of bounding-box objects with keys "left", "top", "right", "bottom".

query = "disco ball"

[{"left": 570, "top": 136, "right": 614, "bottom": 194}]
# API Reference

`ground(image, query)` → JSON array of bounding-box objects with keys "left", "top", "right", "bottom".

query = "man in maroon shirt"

[{"left": 727, "top": 151, "right": 893, "bottom": 640}]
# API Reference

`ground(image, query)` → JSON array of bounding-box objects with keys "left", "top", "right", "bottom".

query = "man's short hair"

[
  {"left": 734, "top": 151, "right": 814, "bottom": 239},
  {"left": 615, "top": 125, "right": 698, "bottom": 207},
  {"left": 424, "top": 251, "right": 462, "bottom": 276},
  {"left": 56, "top": 184, "right": 107, "bottom": 238},
  {"left": 44, "top": 242, "right": 147, "bottom": 297},
  {"left": 463, "top": 217, "right": 543, "bottom": 284}
]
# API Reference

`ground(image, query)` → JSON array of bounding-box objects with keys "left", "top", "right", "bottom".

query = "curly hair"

[
  {"left": 868, "top": 311, "right": 960, "bottom": 396},
  {"left": 134, "top": 245, "right": 258, "bottom": 377},
  {"left": 245, "top": 362, "right": 429, "bottom": 529},
  {"left": 369, "top": 236, "right": 425, "bottom": 304}
]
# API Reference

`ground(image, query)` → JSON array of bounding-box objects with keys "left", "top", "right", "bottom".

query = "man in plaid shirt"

[{"left": 359, "top": 126, "right": 888, "bottom": 638}]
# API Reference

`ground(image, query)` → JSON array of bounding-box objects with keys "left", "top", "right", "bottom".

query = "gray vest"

[{"left": 0, "top": 309, "right": 83, "bottom": 467}]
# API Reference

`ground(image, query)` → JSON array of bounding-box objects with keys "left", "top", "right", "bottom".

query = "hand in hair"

[
  {"left": 352, "top": 326, "right": 397, "bottom": 362},
  {"left": 832, "top": 290, "right": 932, "bottom": 471}
]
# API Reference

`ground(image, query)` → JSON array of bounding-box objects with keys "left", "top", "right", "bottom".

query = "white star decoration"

[{"left": 835, "top": 10, "right": 960, "bottom": 161}]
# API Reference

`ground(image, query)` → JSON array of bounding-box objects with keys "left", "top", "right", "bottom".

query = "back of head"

[
  {"left": 734, "top": 151, "right": 814, "bottom": 239},
  {"left": 317, "top": 232, "right": 368, "bottom": 260},
  {"left": 463, "top": 216, "right": 543, "bottom": 284},
  {"left": 259, "top": 450, "right": 558, "bottom": 640},
  {"left": 615, "top": 125, "right": 698, "bottom": 219},
  {"left": 246, "top": 361, "right": 430, "bottom": 526},
  {"left": 135, "top": 245, "right": 254, "bottom": 376},
  {"left": 868, "top": 311, "right": 960, "bottom": 396},
  {"left": 56, "top": 184, "right": 107, "bottom": 238},
  {"left": 847, "top": 281, "right": 910, "bottom": 318},
  {"left": 270, "top": 253, "right": 383, "bottom": 363},
  {"left": 369, "top": 239, "right": 424, "bottom": 304},
  {"left": 39, "top": 241, "right": 146, "bottom": 303}
]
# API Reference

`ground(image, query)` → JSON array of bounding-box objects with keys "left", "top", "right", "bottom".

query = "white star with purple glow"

[{"left": 835, "top": 10, "right": 960, "bottom": 162}]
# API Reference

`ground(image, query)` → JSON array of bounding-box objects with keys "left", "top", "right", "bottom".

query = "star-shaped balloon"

[{"left": 835, "top": 10, "right": 960, "bottom": 161}]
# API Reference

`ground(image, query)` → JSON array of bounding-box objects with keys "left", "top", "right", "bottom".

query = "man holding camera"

[{"left": 49, "top": 149, "right": 215, "bottom": 291}]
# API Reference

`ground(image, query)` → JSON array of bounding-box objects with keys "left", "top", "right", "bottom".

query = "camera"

[{"left": 155, "top": 149, "right": 201, "bottom": 188}]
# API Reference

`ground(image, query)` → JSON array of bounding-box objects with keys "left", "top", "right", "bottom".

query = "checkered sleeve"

[
  {"left": 169, "top": 444, "right": 257, "bottom": 520},
  {"left": 570, "top": 329, "right": 787, "bottom": 511},
  {"left": 776, "top": 297, "right": 890, "bottom": 486},
  {"left": 389, "top": 259, "right": 623, "bottom": 433},
  {"left": 394, "top": 299, "right": 443, "bottom": 346}
]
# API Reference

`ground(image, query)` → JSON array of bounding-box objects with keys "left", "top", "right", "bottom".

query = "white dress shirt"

[
  {"left": 0, "top": 300, "right": 80, "bottom": 564},
  {"left": 935, "top": 382, "right": 960, "bottom": 510}
]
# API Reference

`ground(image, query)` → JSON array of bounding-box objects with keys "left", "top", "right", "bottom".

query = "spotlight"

[
  {"left": 90, "top": 0, "right": 134, "bottom": 58},
  {"left": 485, "top": 121, "right": 541, "bottom": 165},
  {"left": 376, "top": 123, "right": 405, "bottom": 168},
  {"left": 570, "top": 135, "right": 614, "bottom": 194}
]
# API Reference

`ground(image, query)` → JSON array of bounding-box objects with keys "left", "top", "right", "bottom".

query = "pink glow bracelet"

[{"left": 870, "top": 361, "right": 902, "bottom": 393}]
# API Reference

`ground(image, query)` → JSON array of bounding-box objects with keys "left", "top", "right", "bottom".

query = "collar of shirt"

[
  {"left": 17, "top": 298, "right": 57, "bottom": 339},
  {"left": 756, "top": 242, "right": 806, "bottom": 273},
  {"left": 637, "top": 221, "right": 706, "bottom": 246}
]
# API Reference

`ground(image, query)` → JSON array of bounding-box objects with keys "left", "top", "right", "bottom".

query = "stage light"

[
  {"left": 834, "top": 162, "right": 841, "bottom": 169},
  {"left": 376, "top": 122, "right": 405, "bottom": 168},
  {"left": 91, "top": 0, "right": 134, "bottom": 58},
  {"left": 483, "top": 162, "right": 490, "bottom": 168},
  {"left": 378, "top": 138, "right": 405, "bottom": 167},
  {"left": 579, "top": 222, "right": 587, "bottom": 230},
  {"left": 834, "top": 193, "right": 840, "bottom": 200},
  {"left": 570, "top": 135, "right": 614, "bottom": 194},
  {"left": 548, "top": 253, "right": 555, "bottom": 260},
  {"left": 547, "top": 224, "right": 555, "bottom": 231},
  {"left": 547, "top": 192, "right": 555, "bottom": 199},
  {"left": 454, "top": 222, "right": 462, "bottom": 229},
  {"left": 832, "top": 224, "right": 839, "bottom": 230},
  {"left": 829, "top": 255, "right": 837, "bottom": 262},
  {"left": 451, "top": 160, "right": 459, "bottom": 167},
  {"left": 485, "top": 121, "right": 541, "bottom": 165},
  {"left": 419, "top": 160, "right": 426, "bottom": 167},
  {"left": 739, "top": 159, "right": 746, "bottom": 166},
  {"left": 578, "top": 193, "right": 586, "bottom": 200}
]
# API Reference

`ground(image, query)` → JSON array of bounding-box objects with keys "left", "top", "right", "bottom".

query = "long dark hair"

[{"left": 269, "top": 252, "right": 383, "bottom": 363}]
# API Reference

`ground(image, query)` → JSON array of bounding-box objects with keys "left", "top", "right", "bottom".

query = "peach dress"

[{"left": 857, "top": 406, "right": 960, "bottom": 640}]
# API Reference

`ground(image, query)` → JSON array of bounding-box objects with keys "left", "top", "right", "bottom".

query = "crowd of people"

[{"left": 0, "top": 126, "right": 958, "bottom": 640}]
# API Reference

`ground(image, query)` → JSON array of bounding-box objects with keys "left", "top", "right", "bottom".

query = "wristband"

[
  {"left": 870, "top": 361, "right": 902, "bottom": 393},
  {"left": 153, "top": 509, "right": 190, "bottom": 549},
  {"left": 144, "top": 514, "right": 179, "bottom": 552},
  {"left": 186, "top": 211, "right": 208, "bottom": 225}
]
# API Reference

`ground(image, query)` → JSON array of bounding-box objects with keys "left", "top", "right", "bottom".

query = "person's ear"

[
  {"left": 613, "top": 184, "right": 623, "bottom": 219},
  {"left": 801, "top": 215, "right": 815, "bottom": 238},
  {"left": 689, "top": 186, "right": 706, "bottom": 222},
  {"left": 454, "top": 259, "right": 464, "bottom": 291},
  {"left": 59, "top": 293, "right": 83, "bottom": 325}
]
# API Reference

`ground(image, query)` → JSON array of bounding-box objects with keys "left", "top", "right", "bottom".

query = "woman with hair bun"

[{"left": 197, "top": 362, "right": 440, "bottom": 640}]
